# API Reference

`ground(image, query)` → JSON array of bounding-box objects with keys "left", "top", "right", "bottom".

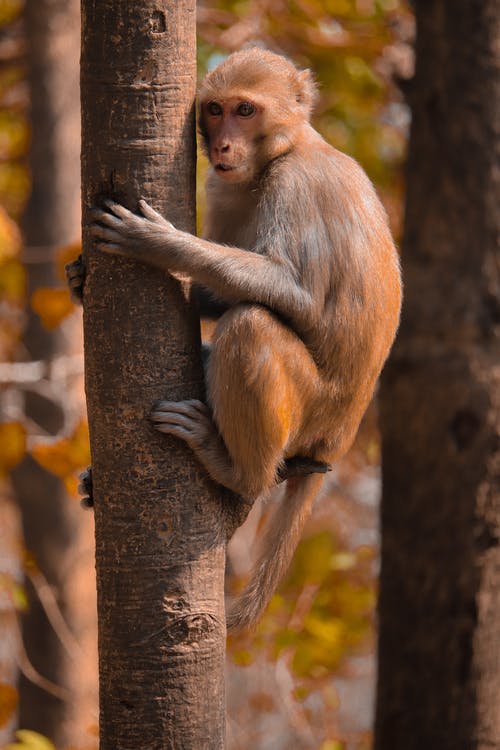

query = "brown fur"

[{"left": 90, "top": 49, "right": 402, "bottom": 630}]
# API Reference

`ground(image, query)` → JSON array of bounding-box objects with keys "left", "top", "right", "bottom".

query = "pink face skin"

[{"left": 201, "top": 97, "right": 263, "bottom": 184}]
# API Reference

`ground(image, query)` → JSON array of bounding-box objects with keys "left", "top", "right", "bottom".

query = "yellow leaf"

[
  {"left": 31, "top": 287, "right": 75, "bottom": 329},
  {"left": 3, "top": 729, "right": 56, "bottom": 750},
  {"left": 232, "top": 649, "right": 254, "bottom": 667},
  {"left": 0, "top": 422, "right": 25, "bottom": 476},
  {"left": 303, "top": 614, "right": 346, "bottom": 646},
  {"left": 0, "top": 573, "right": 27, "bottom": 612},
  {"left": 0, "top": 0, "right": 23, "bottom": 26},
  {"left": 0, "top": 258, "right": 25, "bottom": 302},
  {"left": 320, "top": 741, "right": 344, "bottom": 750},
  {"left": 0, "top": 683, "right": 18, "bottom": 728},
  {"left": 330, "top": 552, "right": 357, "bottom": 571},
  {"left": 31, "top": 421, "right": 90, "bottom": 489}
]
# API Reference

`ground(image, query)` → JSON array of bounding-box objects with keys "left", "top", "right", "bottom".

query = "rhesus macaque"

[{"left": 75, "top": 49, "right": 402, "bottom": 630}]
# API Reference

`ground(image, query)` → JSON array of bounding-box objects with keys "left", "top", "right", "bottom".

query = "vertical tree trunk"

[
  {"left": 81, "top": 3, "right": 238, "bottom": 747},
  {"left": 376, "top": 2, "right": 499, "bottom": 749},
  {"left": 12, "top": 1, "right": 94, "bottom": 745}
]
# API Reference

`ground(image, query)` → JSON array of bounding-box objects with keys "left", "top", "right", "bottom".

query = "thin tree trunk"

[
  {"left": 81, "top": 3, "right": 242, "bottom": 747},
  {"left": 376, "top": 1, "right": 500, "bottom": 748},
  {"left": 12, "top": 1, "right": 94, "bottom": 745}
]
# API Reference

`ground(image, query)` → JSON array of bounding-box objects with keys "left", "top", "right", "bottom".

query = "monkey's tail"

[{"left": 226, "top": 473, "right": 324, "bottom": 631}]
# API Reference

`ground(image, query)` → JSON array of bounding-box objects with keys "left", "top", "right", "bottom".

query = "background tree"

[
  {"left": 376, "top": 1, "right": 500, "bottom": 748},
  {"left": 8, "top": 0, "right": 96, "bottom": 746},
  {"left": 81, "top": 1, "right": 245, "bottom": 747}
]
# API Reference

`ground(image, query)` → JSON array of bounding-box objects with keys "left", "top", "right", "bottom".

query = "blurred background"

[{"left": 1, "top": 1, "right": 414, "bottom": 748}]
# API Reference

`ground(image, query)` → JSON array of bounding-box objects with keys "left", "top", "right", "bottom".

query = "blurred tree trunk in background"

[
  {"left": 81, "top": 2, "right": 243, "bottom": 747},
  {"left": 376, "top": 1, "right": 499, "bottom": 748},
  {"left": 11, "top": 0, "right": 97, "bottom": 746}
]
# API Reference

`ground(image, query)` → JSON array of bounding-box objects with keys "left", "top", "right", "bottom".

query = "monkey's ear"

[{"left": 295, "top": 68, "right": 318, "bottom": 118}]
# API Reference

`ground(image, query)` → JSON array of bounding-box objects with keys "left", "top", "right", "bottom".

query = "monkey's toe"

[{"left": 151, "top": 399, "right": 210, "bottom": 418}]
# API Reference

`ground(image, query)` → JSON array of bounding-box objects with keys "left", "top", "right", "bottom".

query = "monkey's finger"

[
  {"left": 103, "top": 199, "right": 134, "bottom": 220},
  {"left": 90, "top": 224, "right": 123, "bottom": 243},
  {"left": 66, "top": 268, "right": 83, "bottom": 282},
  {"left": 90, "top": 207, "right": 124, "bottom": 227},
  {"left": 150, "top": 411, "right": 198, "bottom": 430},
  {"left": 153, "top": 422, "right": 193, "bottom": 442},
  {"left": 138, "top": 199, "right": 162, "bottom": 221},
  {"left": 152, "top": 399, "right": 209, "bottom": 417}
]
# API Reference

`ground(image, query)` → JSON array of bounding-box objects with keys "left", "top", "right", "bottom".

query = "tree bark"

[
  {"left": 81, "top": 3, "right": 242, "bottom": 748},
  {"left": 376, "top": 2, "right": 500, "bottom": 749},
  {"left": 12, "top": 1, "right": 94, "bottom": 745}
]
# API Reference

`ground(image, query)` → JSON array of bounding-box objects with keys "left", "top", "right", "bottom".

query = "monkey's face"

[{"left": 200, "top": 96, "right": 267, "bottom": 184}]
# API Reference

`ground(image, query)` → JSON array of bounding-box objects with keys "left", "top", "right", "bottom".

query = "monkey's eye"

[
  {"left": 207, "top": 102, "right": 222, "bottom": 116},
  {"left": 236, "top": 102, "right": 256, "bottom": 117}
]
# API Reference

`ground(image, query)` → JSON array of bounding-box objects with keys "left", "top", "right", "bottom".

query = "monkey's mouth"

[{"left": 215, "top": 163, "right": 236, "bottom": 173}]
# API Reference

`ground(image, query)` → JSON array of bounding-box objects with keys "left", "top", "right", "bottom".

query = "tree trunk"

[
  {"left": 376, "top": 2, "right": 500, "bottom": 749},
  {"left": 12, "top": 1, "right": 95, "bottom": 745},
  {"left": 81, "top": 3, "right": 242, "bottom": 748}
]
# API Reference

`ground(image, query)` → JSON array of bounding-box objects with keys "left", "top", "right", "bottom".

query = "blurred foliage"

[
  {"left": 0, "top": 683, "right": 18, "bottom": 729},
  {"left": 0, "top": 0, "right": 27, "bottom": 359},
  {"left": 31, "top": 420, "right": 91, "bottom": 496},
  {"left": 231, "top": 530, "right": 376, "bottom": 682},
  {"left": 0, "top": 421, "right": 25, "bottom": 476},
  {"left": 3, "top": 730, "right": 55, "bottom": 750},
  {"left": 30, "top": 287, "right": 74, "bottom": 330},
  {"left": 0, "top": 0, "right": 23, "bottom": 27}
]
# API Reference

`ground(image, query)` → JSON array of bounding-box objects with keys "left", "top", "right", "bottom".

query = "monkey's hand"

[
  {"left": 78, "top": 466, "right": 94, "bottom": 509},
  {"left": 65, "top": 254, "right": 86, "bottom": 305},
  {"left": 90, "top": 199, "right": 179, "bottom": 263}
]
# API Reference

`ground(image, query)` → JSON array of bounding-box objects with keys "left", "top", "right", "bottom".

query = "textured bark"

[
  {"left": 12, "top": 1, "right": 92, "bottom": 745},
  {"left": 81, "top": 3, "right": 242, "bottom": 748},
  {"left": 375, "top": 2, "right": 500, "bottom": 749}
]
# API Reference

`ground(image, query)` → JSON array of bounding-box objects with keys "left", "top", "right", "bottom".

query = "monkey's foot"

[
  {"left": 78, "top": 466, "right": 93, "bottom": 509},
  {"left": 150, "top": 399, "right": 218, "bottom": 452},
  {"left": 277, "top": 457, "right": 332, "bottom": 483},
  {"left": 150, "top": 399, "right": 251, "bottom": 496},
  {"left": 65, "top": 254, "right": 85, "bottom": 304}
]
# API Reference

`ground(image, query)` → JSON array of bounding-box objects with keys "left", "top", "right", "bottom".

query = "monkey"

[{"left": 72, "top": 48, "right": 402, "bottom": 630}]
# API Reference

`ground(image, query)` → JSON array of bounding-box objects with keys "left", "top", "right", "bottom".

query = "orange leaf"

[
  {"left": 31, "top": 421, "right": 90, "bottom": 490},
  {"left": 0, "top": 683, "right": 18, "bottom": 728},
  {"left": 0, "top": 422, "right": 26, "bottom": 476},
  {"left": 0, "top": 205, "right": 21, "bottom": 260},
  {"left": 31, "top": 287, "right": 75, "bottom": 329}
]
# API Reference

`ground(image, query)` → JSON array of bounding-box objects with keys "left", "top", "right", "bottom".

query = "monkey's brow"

[{"left": 202, "top": 92, "right": 265, "bottom": 107}]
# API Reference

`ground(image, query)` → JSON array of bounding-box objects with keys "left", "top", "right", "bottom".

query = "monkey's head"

[{"left": 198, "top": 49, "right": 317, "bottom": 184}]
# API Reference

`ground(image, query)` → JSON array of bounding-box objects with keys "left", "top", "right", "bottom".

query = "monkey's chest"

[{"left": 208, "top": 196, "right": 259, "bottom": 251}]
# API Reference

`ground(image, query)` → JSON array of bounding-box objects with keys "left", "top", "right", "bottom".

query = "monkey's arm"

[{"left": 90, "top": 200, "right": 315, "bottom": 322}]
